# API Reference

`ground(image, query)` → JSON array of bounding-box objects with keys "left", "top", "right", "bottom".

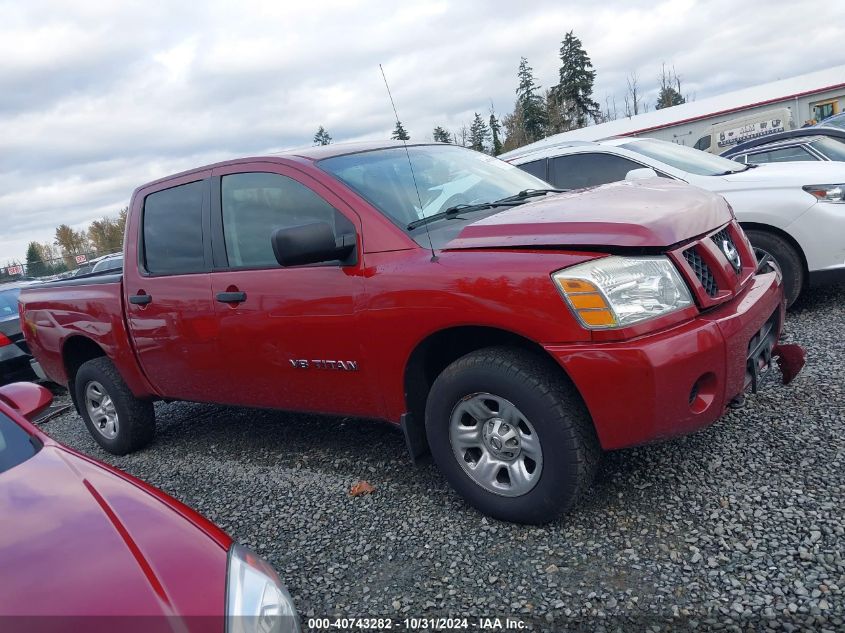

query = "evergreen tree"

[
  {"left": 432, "top": 126, "right": 451, "bottom": 143},
  {"left": 551, "top": 31, "right": 599, "bottom": 131},
  {"left": 468, "top": 112, "right": 489, "bottom": 152},
  {"left": 391, "top": 120, "right": 410, "bottom": 140},
  {"left": 489, "top": 112, "right": 503, "bottom": 156},
  {"left": 516, "top": 57, "right": 547, "bottom": 142},
  {"left": 313, "top": 126, "right": 332, "bottom": 145},
  {"left": 25, "top": 242, "right": 48, "bottom": 278},
  {"left": 655, "top": 64, "right": 686, "bottom": 110}
]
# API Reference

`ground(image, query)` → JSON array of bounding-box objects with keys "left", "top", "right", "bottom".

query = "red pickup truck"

[{"left": 20, "top": 141, "right": 804, "bottom": 523}]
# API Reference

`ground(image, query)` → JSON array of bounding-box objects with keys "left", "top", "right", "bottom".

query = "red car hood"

[
  {"left": 0, "top": 445, "right": 229, "bottom": 621},
  {"left": 446, "top": 179, "right": 731, "bottom": 250}
]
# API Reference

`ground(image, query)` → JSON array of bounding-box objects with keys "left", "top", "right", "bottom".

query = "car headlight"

[
  {"left": 803, "top": 184, "right": 845, "bottom": 202},
  {"left": 553, "top": 256, "right": 693, "bottom": 329},
  {"left": 227, "top": 543, "right": 300, "bottom": 633}
]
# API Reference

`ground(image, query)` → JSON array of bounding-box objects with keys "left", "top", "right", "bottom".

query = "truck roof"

[{"left": 135, "top": 141, "right": 441, "bottom": 192}]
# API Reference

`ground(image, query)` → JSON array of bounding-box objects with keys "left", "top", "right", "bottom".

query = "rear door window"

[
  {"left": 220, "top": 172, "right": 354, "bottom": 268},
  {"left": 550, "top": 153, "right": 645, "bottom": 189},
  {"left": 142, "top": 181, "right": 206, "bottom": 275}
]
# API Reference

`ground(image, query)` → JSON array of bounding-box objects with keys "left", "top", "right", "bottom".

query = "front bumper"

[{"left": 545, "top": 271, "right": 802, "bottom": 450}]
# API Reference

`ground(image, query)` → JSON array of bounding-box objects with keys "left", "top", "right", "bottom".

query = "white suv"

[{"left": 502, "top": 138, "right": 845, "bottom": 306}]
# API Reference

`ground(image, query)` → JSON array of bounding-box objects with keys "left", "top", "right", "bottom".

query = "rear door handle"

[
  {"left": 129, "top": 294, "right": 152, "bottom": 305},
  {"left": 216, "top": 291, "right": 247, "bottom": 304}
]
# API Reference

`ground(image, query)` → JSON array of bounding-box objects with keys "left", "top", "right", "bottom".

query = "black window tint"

[
  {"left": 518, "top": 159, "right": 548, "bottom": 181},
  {"left": 694, "top": 135, "right": 712, "bottom": 151},
  {"left": 550, "top": 153, "right": 644, "bottom": 189},
  {"left": 0, "top": 411, "right": 38, "bottom": 474},
  {"left": 221, "top": 172, "right": 353, "bottom": 268},
  {"left": 143, "top": 181, "right": 205, "bottom": 275}
]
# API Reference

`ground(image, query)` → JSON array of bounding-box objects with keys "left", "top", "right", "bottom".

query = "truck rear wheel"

[
  {"left": 75, "top": 357, "right": 155, "bottom": 455},
  {"left": 744, "top": 229, "right": 804, "bottom": 308},
  {"left": 424, "top": 347, "right": 599, "bottom": 524}
]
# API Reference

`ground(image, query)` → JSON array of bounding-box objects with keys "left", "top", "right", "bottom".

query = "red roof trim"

[{"left": 619, "top": 82, "right": 845, "bottom": 138}]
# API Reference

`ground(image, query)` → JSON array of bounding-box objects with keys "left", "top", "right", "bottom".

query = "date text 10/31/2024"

[{"left": 306, "top": 617, "right": 527, "bottom": 630}]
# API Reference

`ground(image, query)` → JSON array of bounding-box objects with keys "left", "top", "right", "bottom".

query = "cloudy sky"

[{"left": 2, "top": 0, "right": 844, "bottom": 263}]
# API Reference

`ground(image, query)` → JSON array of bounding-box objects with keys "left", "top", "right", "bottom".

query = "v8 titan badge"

[{"left": 289, "top": 359, "right": 359, "bottom": 371}]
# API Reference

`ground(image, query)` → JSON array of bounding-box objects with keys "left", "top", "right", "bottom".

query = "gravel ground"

[{"left": 40, "top": 284, "right": 844, "bottom": 632}]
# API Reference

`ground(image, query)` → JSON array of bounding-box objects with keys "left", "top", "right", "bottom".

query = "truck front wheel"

[
  {"left": 424, "top": 347, "right": 599, "bottom": 524},
  {"left": 75, "top": 357, "right": 155, "bottom": 455}
]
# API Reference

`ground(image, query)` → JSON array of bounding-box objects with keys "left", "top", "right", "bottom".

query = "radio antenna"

[{"left": 379, "top": 63, "right": 437, "bottom": 262}]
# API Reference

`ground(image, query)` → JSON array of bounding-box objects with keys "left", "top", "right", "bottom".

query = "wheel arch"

[
  {"left": 62, "top": 336, "right": 107, "bottom": 412},
  {"left": 739, "top": 222, "right": 809, "bottom": 276},
  {"left": 401, "top": 325, "right": 581, "bottom": 459}
]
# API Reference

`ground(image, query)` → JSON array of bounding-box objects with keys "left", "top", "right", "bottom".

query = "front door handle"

[
  {"left": 129, "top": 294, "right": 152, "bottom": 305},
  {"left": 216, "top": 291, "right": 247, "bottom": 304}
]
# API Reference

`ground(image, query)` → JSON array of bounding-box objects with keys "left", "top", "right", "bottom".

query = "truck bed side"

[{"left": 18, "top": 274, "right": 155, "bottom": 398}]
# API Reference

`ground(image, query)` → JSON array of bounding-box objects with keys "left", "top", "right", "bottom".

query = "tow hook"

[
  {"left": 728, "top": 394, "right": 746, "bottom": 409},
  {"left": 772, "top": 343, "right": 806, "bottom": 385}
]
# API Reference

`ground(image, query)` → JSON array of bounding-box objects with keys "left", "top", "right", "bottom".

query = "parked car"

[
  {"left": 720, "top": 127, "right": 845, "bottom": 162},
  {"left": 816, "top": 111, "right": 845, "bottom": 130},
  {"left": 91, "top": 252, "right": 124, "bottom": 274},
  {"left": 20, "top": 141, "right": 804, "bottom": 524},
  {"left": 503, "top": 138, "right": 845, "bottom": 306},
  {"left": 0, "top": 381, "right": 299, "bottom": 631},
  {"left": 0, "top": 280, "right": 45, "bottom": 384},
  {"left": 727, "top": 136, "right": 845, "bottom": 165}
]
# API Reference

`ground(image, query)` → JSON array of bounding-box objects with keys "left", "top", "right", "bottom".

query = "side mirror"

[
  {"left": 625, "top": 167, "right": 660, "bottom": 181},
  {"left": 0, "top": 382, "right": 53, "bottom": 421},
  {"left": 271, "top": 222, "right": 357, "bottom": 267}
]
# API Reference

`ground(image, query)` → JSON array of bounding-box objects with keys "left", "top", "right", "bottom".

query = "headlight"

[
  {"left": 803, "top": 184, "right": 845, "bottom": 202},
  {"left": 227, "top": 543, "right": 300, "bottom": 633},
  {"left": 553, "top": 256, "right": 693, "bottom": 329}
]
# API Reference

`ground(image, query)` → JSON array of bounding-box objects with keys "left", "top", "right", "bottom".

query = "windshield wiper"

[
  {"left": 492, "top": 188, "right": 568, "bottom": 203},
  {"left": 407, "top": 188, "right": 567, "bottom": 231},
  {"left": 407, "top": 201, "right": 520, "bottom": 230},
  {"left": 718, "top": 164, "right": 756, "bottom": 175}
]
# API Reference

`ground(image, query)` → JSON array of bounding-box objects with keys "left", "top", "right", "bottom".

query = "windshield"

[
  {"left": 0, "top": 410, "right": 38, "bottom": 474},
  {"left": 811, "top": 137, "right": 845, "bottom": 161},
  {"left": 819, "top": 115, "right": 845, "bottom": 131},
  {"left": 0, "top": 288, "right": 21, "bottom": 319},
  {"left": 319, "top": 145, "right": 549, "bottom": 230},
  {"left": 620, "top": 138, "right": 748, "bottom": 176}
]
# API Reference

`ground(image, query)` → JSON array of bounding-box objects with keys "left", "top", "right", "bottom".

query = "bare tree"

[
  {"left": 600, "top": 94, "right": 619, "bottom": 122},
  {"left": 623, "top": 71, "right": 648, "bottom": 118}
]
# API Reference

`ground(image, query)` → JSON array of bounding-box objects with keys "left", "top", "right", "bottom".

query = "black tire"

[
  {"left": 424, "top": 347, "right": 600, "bottom": 524},
  {"left": 744, "top": 229, "right": 804, "bottom": 308},
  {"left": 74, "top": 357, "right": 155, "bottom": 455}
]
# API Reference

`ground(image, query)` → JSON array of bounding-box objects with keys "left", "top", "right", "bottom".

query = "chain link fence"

[{"left": 1, "top": 250, "right": 118, "bottom": 283}]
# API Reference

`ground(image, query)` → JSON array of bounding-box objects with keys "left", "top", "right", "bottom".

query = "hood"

[
  {"left": 445, "top": 178, "right": 730, "bottom": 250},
  {"left": 0, "top": 446, "right": 229, "bottom": 619},
  {"left": 719, "top": 161, "right": 845, "bottom": 184}
]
